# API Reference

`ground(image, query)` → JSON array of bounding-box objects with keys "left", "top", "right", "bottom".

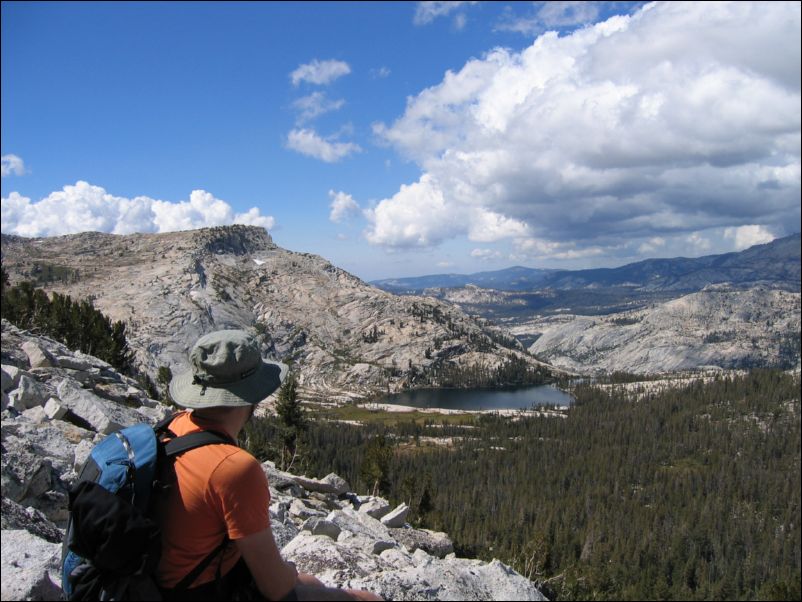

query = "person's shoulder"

[
  {"left": 221, "top": 446, "right": 260, "bottom": 465},
  {"left": 211, "top": 447, "right": 265, "bottom": 483}
]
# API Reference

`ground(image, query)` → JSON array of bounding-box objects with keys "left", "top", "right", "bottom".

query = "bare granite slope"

[
  {"left": 1, "top": 226, "right": 553, "bottom": 400},
  {"left": 527, "top": 286, "right": 801, "bottom": 375}
]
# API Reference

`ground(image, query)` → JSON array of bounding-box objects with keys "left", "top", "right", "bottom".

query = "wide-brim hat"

[{"left": 170, "top": 329, "right": 288, "bottom": 409}]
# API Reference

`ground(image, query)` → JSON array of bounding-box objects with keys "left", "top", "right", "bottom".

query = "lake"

[{"left": 378, "top": 384, "right": 574, "bottom": 411}]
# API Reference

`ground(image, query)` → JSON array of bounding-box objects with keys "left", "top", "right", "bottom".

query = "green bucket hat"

[{"left": 169, "top": 330, "right": 288, "bottom": 409}]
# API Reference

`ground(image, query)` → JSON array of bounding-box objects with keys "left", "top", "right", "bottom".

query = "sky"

[{"left": 2, "top": 1, "right": 800, "bottom": 282}]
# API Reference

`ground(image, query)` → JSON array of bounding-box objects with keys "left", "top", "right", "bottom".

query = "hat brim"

[{"left": 169, "top": 360, "right": 288, "bottom": 409}]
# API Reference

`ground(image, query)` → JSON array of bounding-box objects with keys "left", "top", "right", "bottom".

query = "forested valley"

[{"left": 246, "top": 370, "right": 801, "bottom": 601}]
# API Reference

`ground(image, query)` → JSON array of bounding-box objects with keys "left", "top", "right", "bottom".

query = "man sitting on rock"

[{"left": 158, "top": 329, "right": 381, "bottom": 601}]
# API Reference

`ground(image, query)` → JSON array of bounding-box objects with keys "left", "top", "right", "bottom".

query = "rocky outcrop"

[
  {"left": 526, "top": 286, "right": 801, "bottom": 375},
  {"left": 1, "top": 321, "right": 171, "bottom": 529},
  {"left": 1, "top": 226, "right": 553, "bottom": 402},
  {"left": 0, "top": 322, "right": 547, "bottom": 601}
]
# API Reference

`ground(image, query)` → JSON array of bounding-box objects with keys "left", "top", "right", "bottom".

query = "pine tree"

[
  {"left": 360, "top": 434, "right": 392, "bottom": 496},
  {"left": 157, "top": 366, "right": 174, "bottom": 402},
  {"left": 275, "top": 374, "right": 306, "bottom": 471}
]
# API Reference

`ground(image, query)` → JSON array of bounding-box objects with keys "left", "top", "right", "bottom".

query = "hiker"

[{"left": 158, "top": 329, "right": 381, "bottom": 601}]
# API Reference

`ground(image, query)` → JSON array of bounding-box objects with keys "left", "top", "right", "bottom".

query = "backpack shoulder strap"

[
  {"left": 154, "top": 411, "right": 182, "bottom": 434},
  {"left": 159, "top": 428, "right": 235, "bottom": 594},
  {"left": 163, "top": 430, "right": 234, "bottom": 457},
  {"left": 171, "top": 536, "right": 230, "bottom": 593}
]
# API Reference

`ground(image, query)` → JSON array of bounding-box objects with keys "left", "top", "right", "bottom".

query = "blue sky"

[{"left": 2, "top": 1, "right": 800, "bottom": 281}]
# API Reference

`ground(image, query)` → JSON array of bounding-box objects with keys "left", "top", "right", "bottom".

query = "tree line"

[{"left": 1, "top": 266, "right": 133, "bottom": 373}]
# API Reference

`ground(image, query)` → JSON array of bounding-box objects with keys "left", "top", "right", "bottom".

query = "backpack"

[{"left": 61, "top": 413, "right": 234, "bottom": 601}]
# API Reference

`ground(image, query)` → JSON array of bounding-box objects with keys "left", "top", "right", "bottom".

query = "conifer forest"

[{"left": 246, "top": 370, "right": 801, "bottom": 601}]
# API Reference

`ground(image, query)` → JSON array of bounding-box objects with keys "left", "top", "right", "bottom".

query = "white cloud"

[
  {"left": 0, "top": 181, "right": 275, "bottom": 238},
  {"left": 470, "top": 248, "right": 502, "bottom": 260},
  {"left": 1, "top": 154, "right": 25, "bottom": 177},
  {"left": 364, "top": 175, "right": 460, "bottom": 247},
  {"left": 328, "top": 190, "right": 360, "bottom": 223},
  {"left": 724, "top": 225, "right": 776, "bottom": 250},
  {"left": 537, "top": 1, "right": 601, "bottom": 27},
  {"left": 685, "top": 232, "right": 713, "bottom": 254},
  {"left": 286, "top": 128, "right": 361, "bottom": 163},
  {"left": 513, "top": 237, "right": 607, "bottom": 261},
  {"left": 363, "top": 173, "right": 529, "bottom": 248},
  {"left": 467, "top": 209, "right": 529, "bottom": 242},
  {"left": 414, "top": 1, "right": 478, "bottom": 26},
  {"left": 292, "top": 92, "right": 345, "bottom": 123},
  {"left": 290, "top": 59, "right": 351, "bottom": 86},
  {"left": 496, "top": 1, "right": 602, "bottom": 35},
  {"left": 369, "top": 1, "right": 801, "bottom": 260},
  {"left": 371, "top": 66, "right": 391, "bottom": 79},
  {"left": 638, "top": 237, "right": 666, "bottom": 254}
]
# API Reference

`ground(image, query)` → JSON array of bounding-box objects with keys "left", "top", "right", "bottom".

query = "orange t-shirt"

[{"left": 156, "top": 411, "right": 271, "bottom": 589}]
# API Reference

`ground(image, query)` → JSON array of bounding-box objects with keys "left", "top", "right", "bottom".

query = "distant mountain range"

[
  {"left": 372, "top": 266, "right": 558, "bottom": 293},
  {"left": 372, "top": 233, "right": 801, "bottom": 294}
]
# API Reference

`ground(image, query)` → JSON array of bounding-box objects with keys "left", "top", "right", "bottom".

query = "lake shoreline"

[
  {"left": 368, "top": 383, "right": 575, "bottom": 413},
  {"left": 357, "top": 401, "right": 570, "bottom": 417}
]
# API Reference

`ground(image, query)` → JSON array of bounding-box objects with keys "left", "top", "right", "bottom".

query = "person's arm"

[
  {"left": 236, "top": 527, "right": 298, "bottom": 600},
  {"left": 237, "top": 530, "right": 377, "bottom": 601}
]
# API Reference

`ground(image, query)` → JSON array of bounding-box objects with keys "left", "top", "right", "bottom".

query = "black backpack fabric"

[{"left": 61, "top": 413, "right": 234, "bottom": 601}]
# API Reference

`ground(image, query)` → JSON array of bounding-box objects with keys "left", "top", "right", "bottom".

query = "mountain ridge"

[
  {"left": 372, "top": 233, "right": 802, "bottom": 293},
  {"left": 1, "top": 226, "right": 556, "bottom": 400}
]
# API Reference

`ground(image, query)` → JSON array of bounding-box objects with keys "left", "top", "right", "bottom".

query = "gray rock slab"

[
  {"left": 22, "top": 406, "right": 49, "bottom": 424},
  {"left": 21, "top": 341, "right": 56, "bottom": 369},
  {"left": 1, "top": 529, "right": 62, "bottom": 602},
  {"left": 1, "top": 497, "right": 64, "bottom": 544},
  {"left": 344, "top": 556, "right": 548, "bottom": 601},
  {"left": 327, "top": 506, "right": 392, "bottom": 542},
  {"left": 8, "top": 374, "right": 51, "bottom": 410},
  {"left": 270, "top": 509, "right": 300, "bottom": 550},
  {"left": 44, "top": 398, "right": 68, "bottom": 420},
  {"left": 371, "top": 540, "right": 396, "bottom": 555},
  {"left": 289, "top": 498, "right": 327, "bottom": 521},
  {"left": 1, "top": 364, "right": 23, "bottom": 392},
  {"left": 358, "top": 496, "right": 391, "bottom": 519},
  {"left": 301, "top": 516, "right": 342, "bottom": 540},
  {"left": 72, "top": 439, "right": 95, "bottom": 474},
  {"left": 25, "top": 489, "right": 70, "bottom": 524},
  {"left": 321, "top": 472, "right": 351, "bottom": 495},
  {"left": 54, "top": 354, "right": 97, "bottom": 372},
  {"left": 0, "top": 441, "right": 54, "bottom": 502},
  {"left": 380, "top": 503, "right": 410, "bottom": 528},
  {"left": 389, "top": 527, "right": 454, "bottom": 558},
  {"left": 56, "top": 379, "right": 144, "bottom": 434},
  {"left": 262, "top": 462, "right": 305, "bottom": 497},
  {"left": 282, "top": 531, "right": 387, "bottom": 584},
  {"left": 292, "top": 474, "right": 338, "bottom": 494},
  {"left": 3, "top": 419, "right": 91, "bottom": 478},
  {"left": 135, "top": 403, "right": 172, "bottom": 424}
]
